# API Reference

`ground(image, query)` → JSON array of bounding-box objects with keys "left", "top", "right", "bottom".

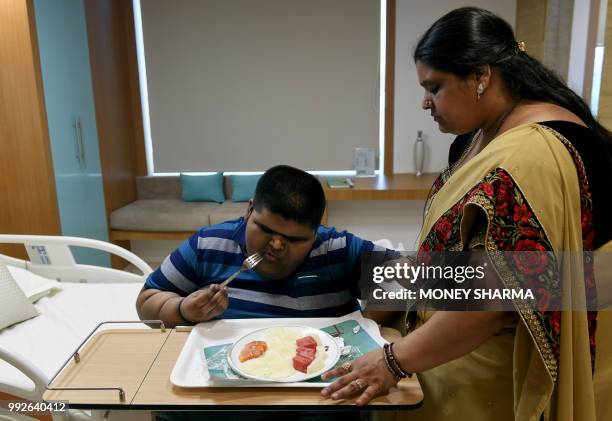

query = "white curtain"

[{"left": 140, "top": 0, "right": 380, "bottom": 172}]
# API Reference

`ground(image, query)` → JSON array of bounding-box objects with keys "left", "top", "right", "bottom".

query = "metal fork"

[{"left": 220, "top": 252, "right": 263, "bottom": 287}]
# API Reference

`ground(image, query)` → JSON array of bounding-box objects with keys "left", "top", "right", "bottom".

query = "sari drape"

[{"left": 388, "top": 123, "right": 611, "bottom": 420}]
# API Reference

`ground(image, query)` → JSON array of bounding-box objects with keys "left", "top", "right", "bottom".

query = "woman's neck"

[
  {"left": 480, "top": 98, "right": 521, "bottom": 144},
  {"left": 453, "top": 98, "right": 522, "bottom": 173}
]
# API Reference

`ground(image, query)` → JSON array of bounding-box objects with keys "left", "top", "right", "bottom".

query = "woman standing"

[{"left": 321, "top": 7, "right": 612, "bottom": 420}]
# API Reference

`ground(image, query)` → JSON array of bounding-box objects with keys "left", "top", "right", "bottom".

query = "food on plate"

[
  {"left": 306, "top": 348, "right": 327, "bottom": 374},
  {"left": 237, "top": 328, "right": 328, "bottom": 380},
  {"left": 296, "top": 346, "right": 316, "bottom": 359},
  {"left": 296, "top": 335, "right": 318, "bottom": 350},
  {"left": 239, "top": 340, "right": 268, "bottom": 362},
  {"left": 292, "top": 335, "right": 321, "bottom": 373},
  {"left": 293, "top": 354, "right": 312, "bottom": 373}
]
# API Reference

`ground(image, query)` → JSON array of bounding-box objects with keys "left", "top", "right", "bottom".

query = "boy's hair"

[{"left": 253, "top": 165, "right": 326, "bottom": 229}]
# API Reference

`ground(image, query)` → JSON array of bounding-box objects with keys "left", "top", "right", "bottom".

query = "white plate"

[
  {"left": 168, "top": 312, "right": 386, "bottom": 388},
  {"left": 227, "top": 325, "right": 340, "bottom": 383}
]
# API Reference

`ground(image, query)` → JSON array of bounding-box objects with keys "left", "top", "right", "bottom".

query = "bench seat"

[
  {"left": 109, "top": 176, "right": 249, "bottom": 242},
  {"left": 110, "top": 199, "right": 216, "bottom": 232}
]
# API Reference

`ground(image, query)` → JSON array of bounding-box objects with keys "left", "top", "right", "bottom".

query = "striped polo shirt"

[{"left": 144, "top": 217, "right": 396, "bottom": 319}]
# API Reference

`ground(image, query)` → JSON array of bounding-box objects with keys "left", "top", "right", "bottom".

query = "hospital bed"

[{"left": 0, "top": 235, "right": 153, "bottom": 421}]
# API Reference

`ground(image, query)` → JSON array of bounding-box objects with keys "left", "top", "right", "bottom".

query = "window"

[
  {"left": 591, "top": 45, "right": 604, "bottom": 116},
  {"left": 134, "top": 0, "right": 387, "bottom": 175}
]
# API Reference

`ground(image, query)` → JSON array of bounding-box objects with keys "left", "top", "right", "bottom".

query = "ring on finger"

[
  {"left": 341, "top": 362, "right": 352, "bottom": 373},
  {"left": 352, "top": 378, "right": 366, "bottom": 391}
]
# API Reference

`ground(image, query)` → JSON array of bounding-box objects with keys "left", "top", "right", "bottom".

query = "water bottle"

[{"left": 414, "top": 131, "right": 425, "bottom": 176}]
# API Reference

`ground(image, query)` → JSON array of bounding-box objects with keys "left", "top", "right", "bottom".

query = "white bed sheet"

[{"left": 0, "top": 282, "right": 144, "bottom": 392}]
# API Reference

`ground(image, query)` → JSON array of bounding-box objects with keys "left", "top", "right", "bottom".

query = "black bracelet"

[
  {"left": 383, "top": 343, "right": 405, "bottom": 379},
  {"left": 387, "top": 342, "right": 413, "bottom": 378},
  {"left": 382, "top": 346, "right": 402, "bottom": 380},
  {"left": 386, "top": 343, "right": 407, "bottom": 378},
  {"left": 177, "top": 297, "right": 195, "bottom": 324}
]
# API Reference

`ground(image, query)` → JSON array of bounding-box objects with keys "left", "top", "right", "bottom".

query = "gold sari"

[{"left": 386, "top": 123, "right": 611, "bottom": 420}]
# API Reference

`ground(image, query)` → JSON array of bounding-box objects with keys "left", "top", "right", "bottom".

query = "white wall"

[
  {"left": 393, "top": 0, "right": 516, "bottom": 173},
  {"left": 327, "top": 200, "right": 425, "bottom": 250},
  {"left": 138, "top": 0, "right": 516, "bottom": 175}
]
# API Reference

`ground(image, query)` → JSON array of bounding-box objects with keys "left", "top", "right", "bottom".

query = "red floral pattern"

[
  {"left": 420, "top": 133, "right": 597, "bottom": 374},
  {"left": 512, "top": 239, "right": 549, "bottom": 276}
]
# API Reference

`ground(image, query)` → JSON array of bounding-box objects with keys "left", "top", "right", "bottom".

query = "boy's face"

[{"left": 244, "top": 204, "right": 317, "bottom": 280}]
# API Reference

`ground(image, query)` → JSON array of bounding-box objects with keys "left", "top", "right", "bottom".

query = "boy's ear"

[{"left": 245, "top": 199, "right": 254, "bottom": 219}]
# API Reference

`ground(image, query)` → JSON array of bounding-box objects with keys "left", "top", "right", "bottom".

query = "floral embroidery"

[
  {"left": 420, "top": 129, "right": 598, "bottom": 377},
  {"left": 421, "top": 169, "right": 561, "bottom": 378},
  {"left": 540, "top": 126, "right": 597, "bottom": 372}
]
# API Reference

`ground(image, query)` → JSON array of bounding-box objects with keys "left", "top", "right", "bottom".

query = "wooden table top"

[
  {"left": 45, "top": 327, "right": 423, "bottom": 410},
  {"left": 132, "top": 327, "right": 423, "bottom": 410},
  {"left": 322, "top": 173, "right": 437, "bottom": 201}
]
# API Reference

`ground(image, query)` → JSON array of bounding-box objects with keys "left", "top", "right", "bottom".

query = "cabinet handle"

[
  {"left": 76, "top": 117, "right": 86, "bottom": 170},
  {"left": 72, "top": 117, "right": 83, "bottom": 169}
]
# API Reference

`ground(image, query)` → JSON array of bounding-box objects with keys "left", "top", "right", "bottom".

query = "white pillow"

[
  {"left": 6, "top": 264, "right": 63, "bottom": 303},
  {"left": 0, "top": 262, "right": 38, "bottom": 330}
]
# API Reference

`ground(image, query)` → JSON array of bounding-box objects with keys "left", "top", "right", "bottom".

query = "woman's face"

[{"left": 416, "top": 61, "right": 482, "bottom": 135}]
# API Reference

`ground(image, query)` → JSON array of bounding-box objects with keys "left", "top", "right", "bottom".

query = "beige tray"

[
  {"left": 43, "top": 329, "right": 170, "bottom": 405},
  {"left": 42, "top": 327, "right": 423, "bottom": 409}
]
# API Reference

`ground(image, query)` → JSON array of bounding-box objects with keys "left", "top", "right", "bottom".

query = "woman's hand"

[{"left": 320, "top": 349, "right": 399, "bottom": 406}]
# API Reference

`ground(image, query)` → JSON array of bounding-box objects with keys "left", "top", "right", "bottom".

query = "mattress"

[{"left": 0, "top": 282, "right": 144, "bottom": 391}]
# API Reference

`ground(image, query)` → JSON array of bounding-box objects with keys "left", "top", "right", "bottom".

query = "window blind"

[{"left": 140, "top": 0, "right": 380, "bottom": 172}]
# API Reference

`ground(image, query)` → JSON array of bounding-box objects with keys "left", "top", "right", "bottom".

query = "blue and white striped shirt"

[{"left": 144, "top": 217, "right": 396, "bottom": 318}]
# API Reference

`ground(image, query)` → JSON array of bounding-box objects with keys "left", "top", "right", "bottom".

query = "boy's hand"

[{"left": 180, "top": 284, "right": 229, "bottom": 323}]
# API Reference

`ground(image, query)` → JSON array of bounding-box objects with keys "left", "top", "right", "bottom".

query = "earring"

[{"left": 476, "top": 83, "right": 484, "bottom": 100}]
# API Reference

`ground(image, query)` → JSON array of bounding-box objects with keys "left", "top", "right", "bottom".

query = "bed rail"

[{"left": 0, "top": 235, "right": 152, "bottom": 283}]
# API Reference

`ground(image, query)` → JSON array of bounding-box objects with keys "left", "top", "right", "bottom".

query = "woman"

[{"left": 320, "top": 7, "right": 612, "bottom": 420}]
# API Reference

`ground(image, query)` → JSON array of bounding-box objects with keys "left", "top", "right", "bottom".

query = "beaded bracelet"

[
  {"left": 384, "top": 342, "right": 413, "bottom": 378},
  {"left": 382, "top": 346, "right": 403, "bottom": 380},
  {"left": 383, "top": 343, "right": 405, "bottom": 379},
  {"left": 389, "top": 342, "right": 413, "bottom": 378}
]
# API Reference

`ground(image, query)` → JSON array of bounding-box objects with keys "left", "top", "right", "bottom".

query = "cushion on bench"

[
  {"left": 136, "top": 175, "right": 234, "bottom": 199},
  {"left": 110, "top": 176, "right": 246, "bottom": 233},
  {"left": 136, "top": 175, "right": 181, "bottom": 199}
]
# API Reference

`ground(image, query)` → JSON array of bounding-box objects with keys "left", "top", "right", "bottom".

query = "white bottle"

[{"left": 414, "top": 131, "right": 425, "bottom": 176}]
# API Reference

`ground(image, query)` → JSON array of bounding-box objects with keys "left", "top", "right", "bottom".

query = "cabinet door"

[{"left": 34, "top": 0, "right": 110, "bottom": 267}]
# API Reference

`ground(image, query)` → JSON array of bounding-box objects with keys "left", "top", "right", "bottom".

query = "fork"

[{"left": 220, "top": 252, "right": 263, "bottom": 287}]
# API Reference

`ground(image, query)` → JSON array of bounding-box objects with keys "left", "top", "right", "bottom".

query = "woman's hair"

[{"left": 413, "top": 6, "right": 612, "bottom": 150}]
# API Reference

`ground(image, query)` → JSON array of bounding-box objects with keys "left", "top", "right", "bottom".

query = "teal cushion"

[
  {"left": 231, "top": 174, "right": 261, "bottom": 202},
  {"left": 180, "top": 173, "right": 225, "bottom": 203}
]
